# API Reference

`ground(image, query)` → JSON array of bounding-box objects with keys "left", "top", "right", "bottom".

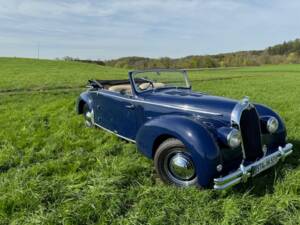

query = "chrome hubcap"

[{"left": 168, "top": 153, "right": 195, "bottom": 181}]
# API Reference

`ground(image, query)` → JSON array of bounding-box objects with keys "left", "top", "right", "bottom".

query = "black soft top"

[{"left": 87, "top": 79, "right": 129, "bottom": 88}]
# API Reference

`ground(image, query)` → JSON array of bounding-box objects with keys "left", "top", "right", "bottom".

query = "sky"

[{"left": 0, "top": 0, "right": 300, "bottom": 60}]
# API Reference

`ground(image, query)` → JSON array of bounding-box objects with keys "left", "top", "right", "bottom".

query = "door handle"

[{"left": 125, "top": 104, "right": 135, "bottom": 109}]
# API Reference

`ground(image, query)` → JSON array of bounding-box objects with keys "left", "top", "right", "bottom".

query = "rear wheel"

[
  {"left": 154, "top": 138, "right": 197, "bottom": 187},
  {"left": 83, "top": 104, "right": 94, "bottom": 127}
]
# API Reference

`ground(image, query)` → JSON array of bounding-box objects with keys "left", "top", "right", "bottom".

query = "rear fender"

[
  {"left": 76, "top": 92, "right": 94, "bottom": 114},
  {"left": 136, "top": 115, "right": 221, "bottom": 187}
]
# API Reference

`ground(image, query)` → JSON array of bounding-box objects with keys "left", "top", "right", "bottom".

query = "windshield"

[{"left": 132, "top": 70, "right": 190, "bottom": 93}]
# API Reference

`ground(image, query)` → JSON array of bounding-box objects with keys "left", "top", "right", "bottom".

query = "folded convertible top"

[{"left": 87, "top": 79, "right": 144, "bottom": 88}]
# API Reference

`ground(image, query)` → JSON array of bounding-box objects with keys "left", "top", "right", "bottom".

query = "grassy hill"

[{"left": 0, "top": 58, "right": 300, "bottom": 224}]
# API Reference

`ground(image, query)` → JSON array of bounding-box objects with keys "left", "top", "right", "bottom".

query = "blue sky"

[{"left": 0, "top": 0, "right": 299, "bottom": 60}]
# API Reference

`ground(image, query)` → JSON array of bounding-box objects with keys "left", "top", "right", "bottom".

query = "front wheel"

[
  {"left": 83, "top": 104, "right": 94, "bottom": 127},
  {"left": 154, "top": 138, "right": 198, "bottom": 187}
]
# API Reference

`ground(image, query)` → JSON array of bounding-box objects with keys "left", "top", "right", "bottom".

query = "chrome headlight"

[
  {"left": 227, "top": 129, "right": 242, "bottom": 148},
  {"left": 267, "top": 117, "right": 279, "bottom": 133}
]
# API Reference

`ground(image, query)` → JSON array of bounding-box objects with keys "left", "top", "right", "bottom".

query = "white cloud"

[{"left": 0, "top": 0, "right": 300, "bottom": 59}]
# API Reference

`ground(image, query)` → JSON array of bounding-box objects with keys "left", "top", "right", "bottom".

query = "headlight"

[
  {"left": 267, "top": 117, "right": 279, "bottom": 133},
  {"left": 227, "top": 129, "right": 242, "bottom": 148}
]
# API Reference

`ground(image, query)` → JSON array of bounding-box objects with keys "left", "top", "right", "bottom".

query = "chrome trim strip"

[
  {"left": 89, "top": 90, "right": 222, "bottom": 116},
  {"left": 231, "top": 96, "right": 251, "bottom": 126},
  {"left": 213, "top": 143, "right": 293, "bottom": 190},
  {"left": 94, "top": 123, "right": 136, "bottom": 143}
]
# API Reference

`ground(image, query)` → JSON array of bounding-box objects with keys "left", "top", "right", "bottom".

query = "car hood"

[{"left": 142, "top": 89, "right": 239, "bottom": 121}]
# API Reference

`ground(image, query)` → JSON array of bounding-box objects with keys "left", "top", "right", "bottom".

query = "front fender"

[
  {"left": 255, "top": 103, "right": 287, "bottom": 147},
  {"left": 136, "top": 115, "right": 221, "bottom": 187},
  {"left": 255, "top": 103, "right": 286, "bottom": 132}
]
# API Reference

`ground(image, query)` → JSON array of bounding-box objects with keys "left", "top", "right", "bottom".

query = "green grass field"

[{"left": 1, "top": 58, "right": 300, "bottom": 225}]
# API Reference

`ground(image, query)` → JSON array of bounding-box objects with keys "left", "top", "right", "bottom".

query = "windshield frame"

[{"left": 129, "top": 69, "right": 191, "bottom": 95}]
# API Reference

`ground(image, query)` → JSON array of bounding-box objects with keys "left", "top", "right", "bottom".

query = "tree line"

[{"left": 63, "top": 38, "right": 300, "bottom": 69}]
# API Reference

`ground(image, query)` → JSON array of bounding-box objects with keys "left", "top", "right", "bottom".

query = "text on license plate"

[{"left": 252, "top": 155, "right": 279, "bottom": 176}]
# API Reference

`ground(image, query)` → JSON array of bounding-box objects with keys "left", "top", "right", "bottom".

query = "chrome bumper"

[{"left": 214, "top": 143, "right": 293, "bottom": 190}]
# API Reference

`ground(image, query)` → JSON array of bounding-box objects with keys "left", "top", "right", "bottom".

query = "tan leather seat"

[
  {"left": 108, "top": 82, "right": 165, "bottom": 95},
  {"left": 139, "top": 82, "right": 165, "bottom": 90},
  {"left": 108, "top": 84, "right": 132, "bottom": 95}
]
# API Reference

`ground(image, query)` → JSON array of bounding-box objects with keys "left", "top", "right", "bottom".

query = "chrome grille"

[{"left": 239, "top": 105, "right": 263, "bottom": 161}]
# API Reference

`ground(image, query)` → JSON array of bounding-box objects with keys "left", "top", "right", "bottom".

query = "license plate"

[{"left": 252, "top": 155, "right": 279, "bottom": 176}]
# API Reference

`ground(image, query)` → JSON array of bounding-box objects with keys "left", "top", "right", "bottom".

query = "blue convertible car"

[{"left": 76, "top": 69, "right": 293, "bottom": 190}]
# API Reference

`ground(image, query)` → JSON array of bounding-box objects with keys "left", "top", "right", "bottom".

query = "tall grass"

[{"left": 0, "top": 58, "right": 300, "bottom": 224}]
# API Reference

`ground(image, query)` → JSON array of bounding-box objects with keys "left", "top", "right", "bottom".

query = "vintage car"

[{"left": 76, "top": 69, "right": 293, "bottom": 190}]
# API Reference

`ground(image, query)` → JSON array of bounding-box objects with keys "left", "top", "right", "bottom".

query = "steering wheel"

[{"left": 138, "top": 78, "right": 155, "bottom": 91}]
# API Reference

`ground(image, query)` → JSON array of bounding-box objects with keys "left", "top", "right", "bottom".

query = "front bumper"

[{"left": 214, "top": 143, "right": 293, "bottom": 190}]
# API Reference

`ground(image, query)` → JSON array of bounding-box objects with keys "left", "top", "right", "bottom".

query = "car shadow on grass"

[{"left": 232, "top": 139, "right": 300, "bottom": 196}]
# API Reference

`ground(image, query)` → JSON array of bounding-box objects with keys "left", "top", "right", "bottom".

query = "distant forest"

[{"left": 64, "top": 38, "right": 300, "bottom": 69}]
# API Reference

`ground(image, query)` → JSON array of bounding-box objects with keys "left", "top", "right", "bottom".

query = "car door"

[{"left": 95, "top": 90, "right": 137, "bottom": 140}]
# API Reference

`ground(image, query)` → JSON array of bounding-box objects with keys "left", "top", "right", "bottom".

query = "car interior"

[{"left": 88, "top": 79, "right": 165, "bottom": 95}]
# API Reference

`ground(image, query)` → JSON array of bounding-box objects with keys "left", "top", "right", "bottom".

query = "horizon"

[{"left": 1, "top": 0, "right": 300, "bottom": 60}]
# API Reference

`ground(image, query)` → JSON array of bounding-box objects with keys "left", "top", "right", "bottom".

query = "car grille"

[{"left": 239, "top": 106, "right": 263, "bottom": 161}]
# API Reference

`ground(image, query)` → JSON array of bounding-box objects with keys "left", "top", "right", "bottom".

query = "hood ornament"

[{"left": 242, "top": 96, "right": 250, "bottom": 104}]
